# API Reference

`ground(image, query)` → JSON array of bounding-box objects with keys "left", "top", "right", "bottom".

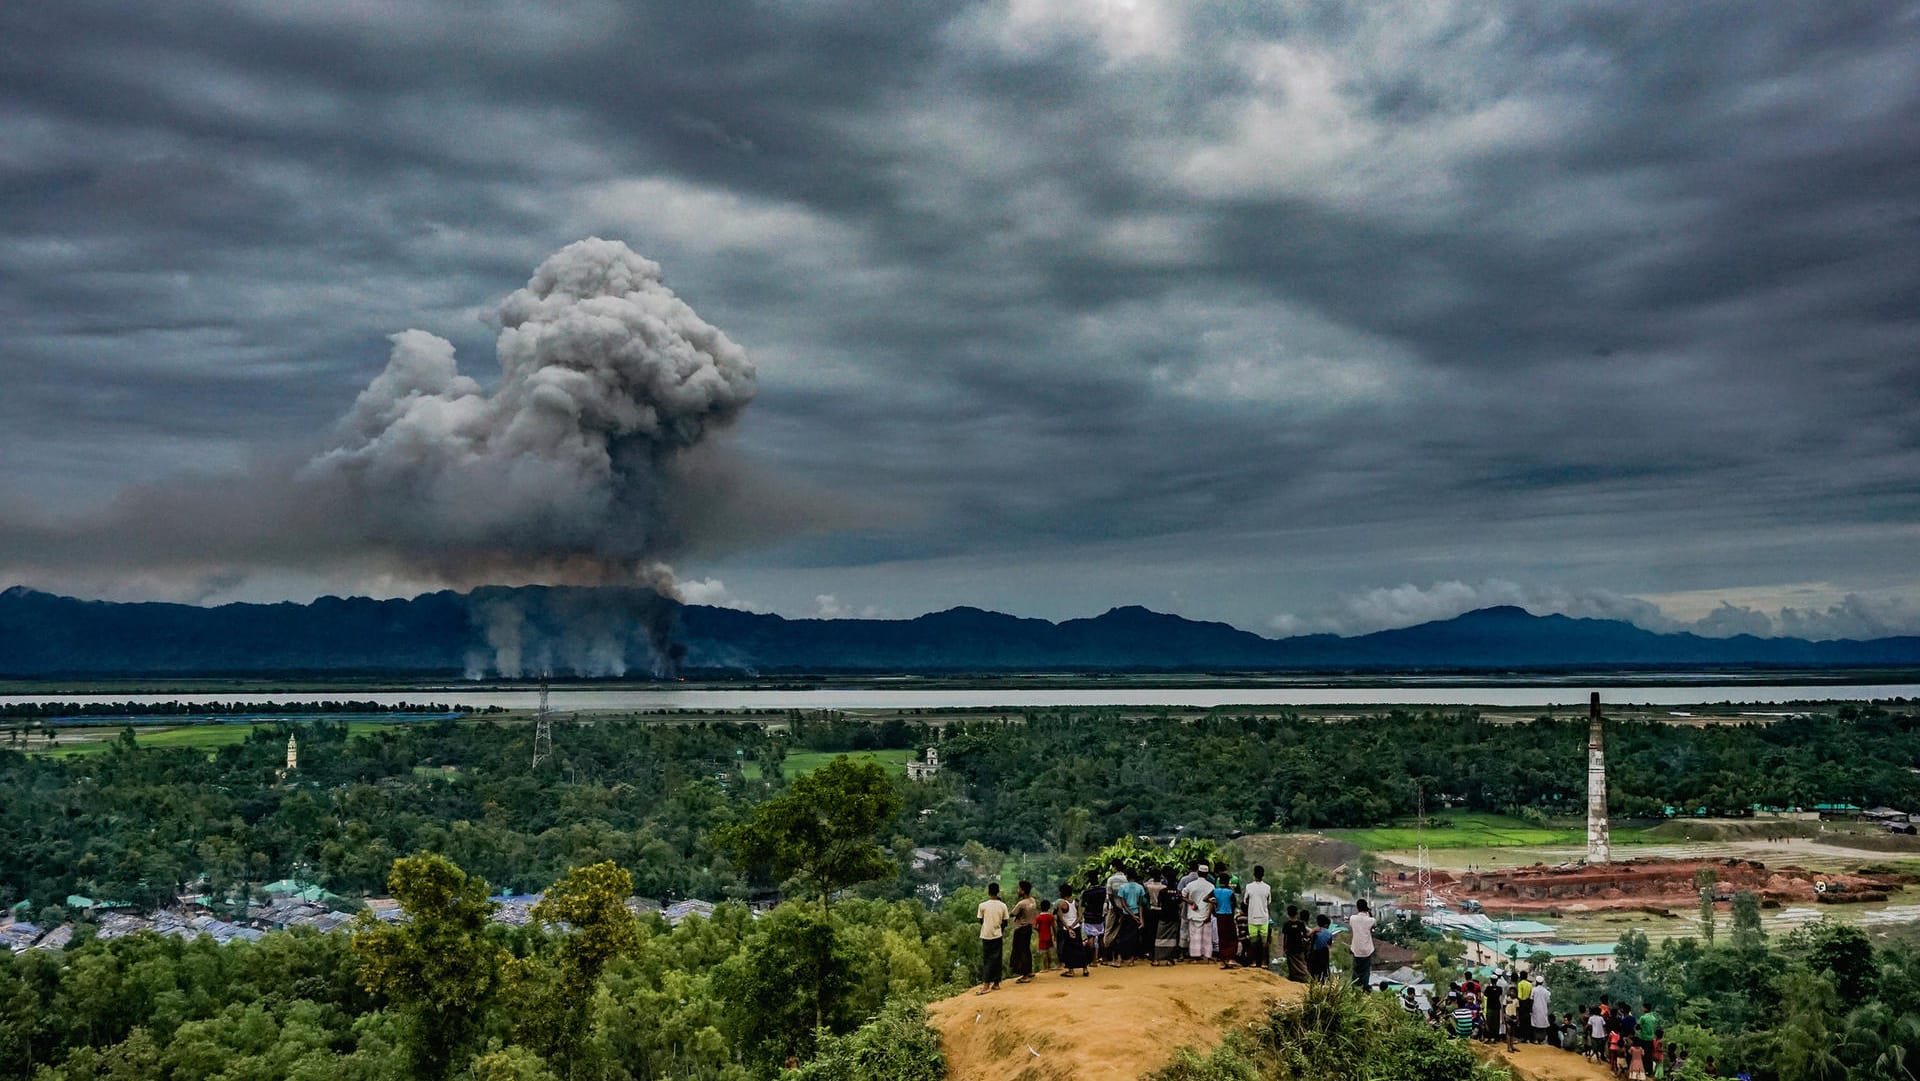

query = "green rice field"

[
  {"left": 1331, "top": 812, "right": 1655, "bottom": 852},
  {"left": 29, "top": 720, "right": 403, "bottom": 757}
]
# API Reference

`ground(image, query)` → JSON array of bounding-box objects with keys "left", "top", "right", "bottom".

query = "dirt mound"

[
  {"left": 1232, "top": 832, "right": 1363, "bottom": 873},
  {"left": 1482, "top": 1044, "right": 1618, "bottom": 1081},
  {"left": 928, "top": 963, "right": 1302, "bottom": 1081}
]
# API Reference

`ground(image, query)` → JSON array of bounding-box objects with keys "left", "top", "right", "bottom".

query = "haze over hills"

[{"left": 5, "top": 585, "right": 1920, "bottom": 678}]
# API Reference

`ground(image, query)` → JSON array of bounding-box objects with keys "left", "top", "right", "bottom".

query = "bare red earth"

[{"left": 1444, "top": 858, "right": 1908, "bottom": 914}]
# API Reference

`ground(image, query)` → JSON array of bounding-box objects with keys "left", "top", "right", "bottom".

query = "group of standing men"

[{"left": 973, "top": 861, "right": 1379, "bottom": 992}]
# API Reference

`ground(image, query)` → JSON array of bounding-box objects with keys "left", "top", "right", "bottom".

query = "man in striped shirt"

[{"left": 1449, "top": 995, "right": 1477, "bottom": 1038}]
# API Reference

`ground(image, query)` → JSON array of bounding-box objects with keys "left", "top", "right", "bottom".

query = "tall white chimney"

[{"left": 1586, "top": 692, "right": 1609, "bottom": 863}]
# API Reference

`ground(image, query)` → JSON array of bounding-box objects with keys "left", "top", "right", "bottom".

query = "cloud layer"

[{"left": 1, "top": 0, "right": 1917, "bottom": 629}]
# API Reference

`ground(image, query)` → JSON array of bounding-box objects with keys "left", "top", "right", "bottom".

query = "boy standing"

[
  {"left": 1243, "top": 866, "right": 1273, "bottom": 970},
  {"left": 976, "top": 883, "right": 1009, "bottom": 994},
  {"left": 1308, "top": 914, "right": 1334, "bottom": 980},
  {"left": 1282, "top": 905, "right": 1310, "bottom": 980}
]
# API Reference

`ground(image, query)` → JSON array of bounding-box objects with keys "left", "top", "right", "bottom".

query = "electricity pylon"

[{"left": 531, "top": 677, "right": 553, "bottom": 769}]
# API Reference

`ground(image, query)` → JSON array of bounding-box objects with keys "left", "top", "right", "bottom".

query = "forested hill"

[{"left": 5, "top": 585, "right": 1920, "bottom": 675}]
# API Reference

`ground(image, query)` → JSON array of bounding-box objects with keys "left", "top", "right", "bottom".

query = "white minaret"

[
  {"left": 1586, "top": 693, "right": 1609, "bottom": 863},
  {"left": 286, "top": 733, "right": 299, "bottom": 773}
]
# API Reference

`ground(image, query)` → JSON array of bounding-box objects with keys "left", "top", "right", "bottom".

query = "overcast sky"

[{"left": 3, "top": 1, "right": 1918, "bottom": 638}]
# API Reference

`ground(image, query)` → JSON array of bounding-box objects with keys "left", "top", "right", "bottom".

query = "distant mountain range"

[{"left": 4, "top": 584, "right": 1920, "bottom": 677}]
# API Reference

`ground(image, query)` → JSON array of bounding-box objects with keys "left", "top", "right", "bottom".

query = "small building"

[
  {"left": 32, "top": 925, "right": 73, "bottom": 951},
  {"left": 905, "top": 747, "right": 942, "bottom": 781},
  {"left": 1, "top": 922, "right": 44, "bottom": 954},
  {"left": 1492, "top": 919, "right": 1557, "bottom": 939},
  {"left": 663, "top": 899, "right": 717, "bottom": 927},
  {"left": 260, "top": 880, "right": 343, "bottom": 905},
  {"left": 1464, "top": 937, "right": 1618, "bottom": 974},
  {"left": 491, "top": 893, "right": 542, "bottom": 927}
]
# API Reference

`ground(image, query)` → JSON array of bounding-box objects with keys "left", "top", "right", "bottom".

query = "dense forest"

[
  {"left": 5, "top": 707, "right": 1920, "bottom": 917},
  {"left": 2, "top": 705, "right": 1919, "bottom": 1078}
]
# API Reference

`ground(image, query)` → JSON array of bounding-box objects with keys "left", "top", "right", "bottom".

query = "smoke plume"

[
  {"left": 1, "top": 238, "right": 763, "bottom": 674},
  {"left": 310, "top": 237, "right": 756, "bottom": 580}
]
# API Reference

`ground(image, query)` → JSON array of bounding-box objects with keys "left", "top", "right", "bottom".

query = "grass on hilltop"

[{"left": 740, "top": 747, "right": 916, "bottom": 781}]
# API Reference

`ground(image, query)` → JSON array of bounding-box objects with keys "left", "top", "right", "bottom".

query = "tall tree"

[
  {"left": 1775, "top": 969, "right": 1848, "bottom": 1081},
  {"left": 1785, "top": 919, "right": 1875, "bottom": 1007},
  {"left": 513, "top": 861, "right": 642, "bottom": 1080},
  {"left": 719, "top": 904, "right": 855, "bottom": 1066},
  {"left": 720, "top": 756, "right": 903, "bottom": 910},
  {"left": 1696, "top": 866, "right": 1718, "bottom": 943},
  {"left": 351, "top": 854, "right": 509, "bottom": 1080},
  {"left": 1731, "top": 890, "right": 1766, "bottom": 952}
]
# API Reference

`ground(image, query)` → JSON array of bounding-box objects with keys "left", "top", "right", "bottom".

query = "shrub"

[{"left": 788, "top": 998, "right": 946, "bottom": 1081}]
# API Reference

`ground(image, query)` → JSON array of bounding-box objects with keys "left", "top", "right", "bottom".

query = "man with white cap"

[{"left": 1181, "top": 863, "right": 1217, "bottom": 961}]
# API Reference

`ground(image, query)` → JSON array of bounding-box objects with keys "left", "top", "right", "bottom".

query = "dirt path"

[
  {"left": 1481, "top": 1043, "right": 1619, "bottom": 1081},
  {"left": 927, "top": 962, "right": 1303, "bottom": 1081}
]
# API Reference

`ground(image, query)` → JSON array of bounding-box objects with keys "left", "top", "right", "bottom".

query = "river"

[{"left": 4, "top": 682, "right": 1917, "bottom": 712}]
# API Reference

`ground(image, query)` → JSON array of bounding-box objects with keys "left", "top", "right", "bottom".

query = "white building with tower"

[{"left": 906, "top": 746, "right": 942, "bottom": 781}]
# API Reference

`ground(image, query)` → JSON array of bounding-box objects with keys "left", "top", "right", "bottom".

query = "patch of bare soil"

[
  {"left": 1232, "top": 832, "right": 1364, "bottom": 873},
  {"left": 1480, "top": 1043, "right": 1620, "bottom": 1081},
  {"left": 927, "top": 962, "right": 1303, "bottom": 1081}
]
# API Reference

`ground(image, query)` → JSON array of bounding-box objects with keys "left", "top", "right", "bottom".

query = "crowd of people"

[
  {"left": 1421, "top": 971, "right": 1712, "bottom": 1079},
  {"left": 971, "top": 861, "right": 1380, "bottom": 989},
  {"left": 974, "top": 864, "right": 1734, "bottom": 1078}
]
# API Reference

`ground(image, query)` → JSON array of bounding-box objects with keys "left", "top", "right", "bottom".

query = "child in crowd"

[
  {"left": 1034, "top": 905, "right": 1055, "bottom": 972},
  {"left": 1307, "top": 914, "right": 1333, "bottom": 980},
  {"left": 1628, "top": 1039, "right": 1647, "bottom": 1081}
]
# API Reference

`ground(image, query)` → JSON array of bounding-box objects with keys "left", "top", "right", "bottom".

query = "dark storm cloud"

[{"left": 2, "top": 0, "right": 1917, "bottom": 634}]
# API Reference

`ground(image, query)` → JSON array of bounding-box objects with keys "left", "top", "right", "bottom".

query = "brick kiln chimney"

[{"left": 1587, "top": 692, "right": 1609, "bottom": 863}]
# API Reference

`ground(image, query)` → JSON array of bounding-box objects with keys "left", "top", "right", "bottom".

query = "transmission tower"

[
  {"left": 531, "top": 677, "right": 553, "bottom": 769},
  {"left": 1416, "top": 785, "right": 1434, "bottom": 915}
]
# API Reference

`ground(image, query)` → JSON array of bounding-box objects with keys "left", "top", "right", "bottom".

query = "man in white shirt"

[
  {"left": 1529, "top": 978, "right": 1552, "bottom": 1042},
  {"left": 1181, "top": 865, "right": 1216, "bottom": 961},
  {"left": 1242, "top": 865, "right": 1274, "bottom": 970},
  {"left": 1346, "top": 898, "right": 1377, "bottom": 988},
  {"left": 976, "top": 882, "right": 1010, "bottom": 993}
]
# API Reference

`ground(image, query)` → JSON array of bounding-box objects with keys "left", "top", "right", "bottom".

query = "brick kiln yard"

[{"left": 1446, "top": 856, "right": 1913, "bottom": 916}]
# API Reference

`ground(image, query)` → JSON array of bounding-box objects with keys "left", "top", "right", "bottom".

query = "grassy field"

[
  {"left": 32, "top": 720, "right": 402, "bottom": 757},
  {"left": 772, "top": 748, "right": 916, "bottom": 779},
  {"left": 1331, "top": 812, "right": 1655, "bottom": 852}
]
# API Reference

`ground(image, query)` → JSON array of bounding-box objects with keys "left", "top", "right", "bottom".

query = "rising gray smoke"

[
  {"left": 466, "top": 585, "right": 684, "bottom": 678},
  {"left": 310, "top": 237, "right": 757, "bottom": 582},
  {"left": 0, "top": 238, "right": 763, "bottom": 675},
  {"left": 306, "top": 238, "right": 755, "bottom": 673}
]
